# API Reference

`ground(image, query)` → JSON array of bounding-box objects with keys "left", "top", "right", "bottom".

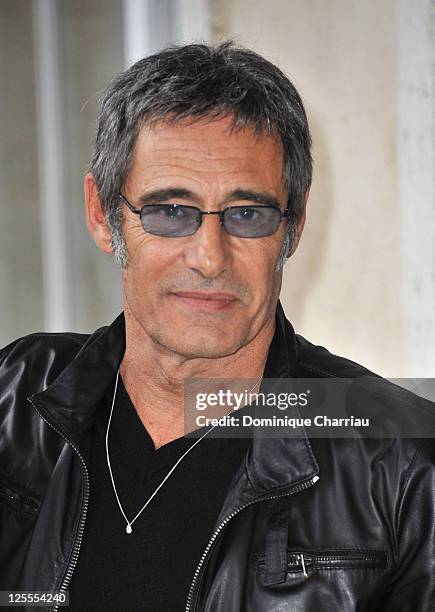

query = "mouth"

[{"left": 171, "top": 291, "right": 239, "bottom": 311}]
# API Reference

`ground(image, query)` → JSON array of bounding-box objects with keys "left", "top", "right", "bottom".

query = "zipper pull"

[{"left": 300, "top": 553, "right": 308, "bottom": 578}]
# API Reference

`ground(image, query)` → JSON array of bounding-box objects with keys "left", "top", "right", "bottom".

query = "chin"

[
  {"left": 154, "top": 330, "right": 245, "bottom": 360},
  {"left": 177, "top": 346, "right": 238, "bottom": 359}
]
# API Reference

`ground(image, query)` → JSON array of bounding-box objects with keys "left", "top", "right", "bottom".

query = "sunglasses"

[{"left": 119, "top": 193, "right": 289, "bottom": 238}]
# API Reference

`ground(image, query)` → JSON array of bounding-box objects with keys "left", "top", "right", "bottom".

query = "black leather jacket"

[{"left": 1, "top": 303, "right": 434, "bottom": 611}]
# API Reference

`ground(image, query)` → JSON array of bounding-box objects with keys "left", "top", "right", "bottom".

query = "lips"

[
  {"left": 172, "top": 291, "right": 239, "bottom": 311},
  {"left": 173, "top": 291, "right": 238, "bottom": 301}
]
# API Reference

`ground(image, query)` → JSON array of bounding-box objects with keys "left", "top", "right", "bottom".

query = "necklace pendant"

[{"left": 126, "top": 523, "right": 132, "bottom": 534}]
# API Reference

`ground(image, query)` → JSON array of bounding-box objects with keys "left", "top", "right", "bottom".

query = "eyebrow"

[
  {"left": 137, "top": 187, "right": 281, "bottom": 208},
  {"left": 224, "top": 189, "right": 281, "bottom": 208},
  {"left": 137, "top": 188, "right": 195, "bottom": 206}
]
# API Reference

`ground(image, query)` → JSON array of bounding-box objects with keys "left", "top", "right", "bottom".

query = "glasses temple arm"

[{"left": 119, "top": 193, "right": 141, "bottom": 214}]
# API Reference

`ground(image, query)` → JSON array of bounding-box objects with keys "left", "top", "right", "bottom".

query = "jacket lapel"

[{"left": 31, "top": 313, "right": 126, "bottom": 450}]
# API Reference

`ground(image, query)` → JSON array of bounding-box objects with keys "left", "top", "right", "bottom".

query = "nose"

[{"left": 183, "top": 213, "right": 232, "bottom": 279}]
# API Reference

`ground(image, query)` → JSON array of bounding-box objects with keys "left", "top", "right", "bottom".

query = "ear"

[
  {"left": 289, "top": 187, "right": 310, "bottom": 256},
  {"left": 84, "top": 173, "right": 113, "bottom": 254}
]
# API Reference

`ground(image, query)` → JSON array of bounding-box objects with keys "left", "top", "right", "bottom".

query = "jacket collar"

[
  {"left": 32, "top": 312, "right": 126, "bottom": 443},
  {"left": 33, "top": 301, "right": 318, "bottom": 495}
]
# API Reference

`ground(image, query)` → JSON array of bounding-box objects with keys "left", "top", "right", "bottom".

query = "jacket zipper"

[
  {"left": 27, "top": 397, "right": 90, "bottom": 612},
  {"left": 257, "top": 550, "right": 387, "bottom": 576},
  {"left": 0, "top": 484, "right": 39, "bottom": 515},
  {"left": 287, "top": 551, "right": 387, "bottom": 571},
  {"left": 185, "top": 473, "right": 320, "bottom": 612}
]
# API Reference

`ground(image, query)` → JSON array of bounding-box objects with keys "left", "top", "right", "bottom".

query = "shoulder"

[
  {"left": 294, "top": 333, "right": 432, "bottom": 422},
  {"left": 295, "top": 333, "right": 380, "bottom": 378},
  {"left": 294, "top": 331, "right": 435, "bottom": 468},
  {"left": 0, "top": 327, "right": 106, "bottom": 396}
]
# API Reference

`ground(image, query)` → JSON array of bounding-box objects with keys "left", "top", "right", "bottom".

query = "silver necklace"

[{"left": 105, "top": 370, "right": 262, "bottom": 534}]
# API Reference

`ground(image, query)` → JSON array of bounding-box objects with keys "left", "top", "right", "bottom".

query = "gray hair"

[{"left": 90, "top": 41, "right": 312, "bottom": 268}]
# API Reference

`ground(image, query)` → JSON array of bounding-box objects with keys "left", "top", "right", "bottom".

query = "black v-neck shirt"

[{"left": 68, "top": 376, "right": 253, "bottom": 611}]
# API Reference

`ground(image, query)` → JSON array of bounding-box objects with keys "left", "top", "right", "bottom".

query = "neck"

[{"left": 119, "top": 311, "right": 275, "bottom": 449}]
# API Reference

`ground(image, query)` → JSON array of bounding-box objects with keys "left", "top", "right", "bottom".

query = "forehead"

[{"left": 126, "top": 115, "right": 286, "bottom": 196}]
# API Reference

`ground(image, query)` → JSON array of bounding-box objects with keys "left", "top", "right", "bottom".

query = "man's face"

[{"left": 121, "top": 116, "right": 292, "bottom": 359}]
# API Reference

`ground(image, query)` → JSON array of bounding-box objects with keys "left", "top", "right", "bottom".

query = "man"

[{"left": 0, "top": 42, "right": 434, "bottom": 611}]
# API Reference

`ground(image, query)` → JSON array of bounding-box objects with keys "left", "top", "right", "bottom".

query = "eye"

[
  {"left": 229, "top": 207, "right": 261, "bottom": 222},
  {"left": 154, "top": 204, "right": 187, "bottom": 219}
]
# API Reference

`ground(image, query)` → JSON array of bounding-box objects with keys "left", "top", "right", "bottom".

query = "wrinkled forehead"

[{"left": 125, "top": 114, "right": 287, "bottom": 196}]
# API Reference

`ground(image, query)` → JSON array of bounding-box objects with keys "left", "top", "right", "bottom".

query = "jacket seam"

[
  {"left": 395, "top": 438, "right": 427, "bottom": 539},
  {"left": 253, "top": 545, "right": 388, "bottom": 561},
  {"left": 0, "top": 472, "right": 41, "bottom": 498},
  {"left": 244, "top": 451, "right": 257, "bottom": 494},
  {"left": 35, "top": 333, "right": 86, "bottom": 345},
  {"left": 298, "top": 361, "right": 380, "bottom": 383},
  {"left": 6, "top": 332, "right": 86, "bottom": 346},
  {"left": 0, "top": 497, "right": 39, "bottom": 519},
  {"left": 300, "top": 435, "right": 319, "bottom": 476},
  {"left": 377, "top": 438, "right": 427, "bottom": 599},
  {"left": 298, "top": 362, "right": 344, "bottom": 379}
]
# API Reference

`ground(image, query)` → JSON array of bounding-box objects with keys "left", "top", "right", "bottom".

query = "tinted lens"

[
  {"left": 223, "top": 206, "right": 282, "bottom": 237},
  {"left": 140, "top": 205, "right": 200, "bottom": 237}
]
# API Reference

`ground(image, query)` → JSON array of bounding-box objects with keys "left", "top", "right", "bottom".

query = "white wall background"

[{"left": 211, "top": 0, "right": 435, "bottom": 377}]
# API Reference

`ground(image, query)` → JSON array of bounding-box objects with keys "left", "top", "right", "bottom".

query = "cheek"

[
  {"left": 127, "top": 228, "right": 180, "bottom": 272},
  {"left": 232, "top": 241, "right": 282, "bottom": 295},
  {"left": 123, "top": 240, "right": 170, "bottom": 302},
  {"left": 240, "top": 234, "right": 283, "bottom": 270}
]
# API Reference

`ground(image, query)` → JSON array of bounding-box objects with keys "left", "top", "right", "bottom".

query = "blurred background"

[{"left": 0, "top": 0, "right": 434, "bottom": 378}]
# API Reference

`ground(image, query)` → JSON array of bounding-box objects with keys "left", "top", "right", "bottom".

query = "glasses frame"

[{"left": 118, "top": 192, "right": 290, "bottom": 238}]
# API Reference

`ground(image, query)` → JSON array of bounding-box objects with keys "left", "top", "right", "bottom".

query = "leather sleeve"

[{"left": 383, "top": 439, "right": 435, "bottom": 611}]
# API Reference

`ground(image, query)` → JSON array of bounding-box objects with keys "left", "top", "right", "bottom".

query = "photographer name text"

[{"left": 195, "top": 414, "right": 370, "bottom": 428}]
